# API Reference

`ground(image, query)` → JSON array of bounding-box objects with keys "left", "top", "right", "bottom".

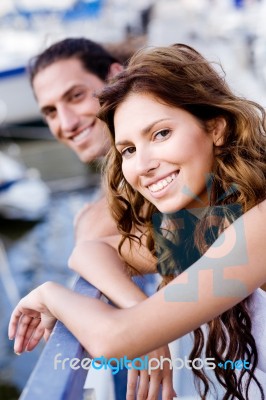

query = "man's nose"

[
  {"left": 57, "top": 105, "right": 79, "bottom": 132},
  {"left": 135, "top": 149, "right": 159, "bottom": 175}
]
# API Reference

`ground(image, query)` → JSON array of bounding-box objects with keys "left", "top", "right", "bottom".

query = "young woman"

[
  {"left": 9, "top": 44, "right": 266, "bottom": 399},
  {"left": 97, "top": 43, "right": 266, "bottom": 399}
]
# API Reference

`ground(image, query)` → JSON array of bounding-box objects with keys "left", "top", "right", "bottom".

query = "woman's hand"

[
  {"left": 126, "top": 345, "right": 176, "bottom": 400},
  {"left": 8, "top": 283, "right": 57, "bottom": 354}
]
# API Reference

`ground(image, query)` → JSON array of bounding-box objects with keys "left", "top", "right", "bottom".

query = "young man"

[
  {"left": 28, "top": 38, "right": 165, "bottom": 400},
  {"left": 29, "top": 38, "right": 157, "bottom": 269},
  {"left": 28, "top": 38, "right": 122, "bottom": 242}
]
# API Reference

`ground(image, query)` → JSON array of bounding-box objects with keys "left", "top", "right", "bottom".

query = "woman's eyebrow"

[
  {"left": 115, "top": 118, "right": 171, "bottom": 146},
  {"left": 115, "top": 139, "right": 132, "bottom": 147}
]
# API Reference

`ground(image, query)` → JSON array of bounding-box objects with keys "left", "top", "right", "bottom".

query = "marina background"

[{"left": 1, "top": 0, "right": 266, "bottom": 399}]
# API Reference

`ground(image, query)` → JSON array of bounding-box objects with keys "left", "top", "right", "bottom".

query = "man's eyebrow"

[
  {"left": 40, "top": 104, "right": 55, "bottom": 114},
  {"left": 115, "top": 118, "right": 171, "bottom": 146},
  {"left": 39, "top": 84, "right": 86, "bottom": 113},
  {"left": 61, "top": 84, "right": 85, "bottom": 99}
]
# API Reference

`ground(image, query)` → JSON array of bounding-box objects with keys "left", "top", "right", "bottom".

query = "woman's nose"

[{"left": 135, "top": 150, "right": 159, "bottom": 175}]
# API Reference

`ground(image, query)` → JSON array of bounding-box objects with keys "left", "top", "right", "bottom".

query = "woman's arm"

[{"left": 9, "top": 199, "right": 266, "bottom": 360}]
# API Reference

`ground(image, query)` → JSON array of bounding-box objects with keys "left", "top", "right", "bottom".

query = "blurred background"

[{"left": 1, "top": 0, "right": 266, "bottom": 398}]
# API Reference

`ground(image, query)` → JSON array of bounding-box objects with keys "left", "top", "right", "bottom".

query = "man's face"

[{"left": 33, "top": 58, "right": 110, "bottom": 163}]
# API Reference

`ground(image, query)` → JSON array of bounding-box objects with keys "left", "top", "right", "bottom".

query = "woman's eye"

[
  {"left": 155, "top": 129, "right": 170, "bottom": 139},
  {"left": 121, "top": 147, "right": 135, "bottom": 157}
]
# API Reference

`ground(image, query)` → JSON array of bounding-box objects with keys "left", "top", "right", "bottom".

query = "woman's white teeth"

[
  {"left": 73, "top": 128, "right": 90, "bottom": 143},
  {"left": 149, "top": 173, "right": 177, "bottom": 193}
]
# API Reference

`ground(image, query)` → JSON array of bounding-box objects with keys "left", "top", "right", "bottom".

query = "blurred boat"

[
  {"left": 0, "top": 150, "right": 50, "bottom": 220},
  {"left": 0, "top": 66, "right": 41, "bottom": 124},
  {"left": 0, "top": 0, "right": 104, "bottom": 125},
  {"left": 0, "top": 0, "right": 103, "bottom": 24}
]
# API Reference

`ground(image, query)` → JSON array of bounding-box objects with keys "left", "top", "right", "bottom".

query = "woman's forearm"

[{"left": 40, "top": 281, "right": 120, "bottom": 357}]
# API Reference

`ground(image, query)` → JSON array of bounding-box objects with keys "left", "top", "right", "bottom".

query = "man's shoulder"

[{"left": 74, "top": 197, "right": 118, "bottom": 242}]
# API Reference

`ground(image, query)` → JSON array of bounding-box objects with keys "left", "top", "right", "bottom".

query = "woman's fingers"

[
  {"left": 13, "top": 314, "right": 42, "bottom": 354},
  {"left": 43, "top": 328, "right": 52, "bottom": 342},
  {"left": 41, "top": 314, "right": 57, "bottom": 332},
  {"left": 136, "top": 369, "right": 149, "bottom": 399},
  {"left": 127, "top": 367, "right": 139, "bottom": 400},
  {"left": 8, "top": 307, "right": 23, "bottom": 340},
  {"left": 146, "top": 369, "right": 161, "bottom": 398},
  {"left": 147, "top": 364, "right": 176, "bottom": 399},
  {"left": 126, "top": 346, "right": 176, "bottom": 399},
  {"left": 161, "top": 373, "right": 176, "bottom": 400},
  {"left": 25, "top": 323, "right": 45, "bottom": 351}
]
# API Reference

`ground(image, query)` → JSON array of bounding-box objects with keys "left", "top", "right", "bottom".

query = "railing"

[{"left": 19, "top": 277, "right": 101, "bottom": 400}]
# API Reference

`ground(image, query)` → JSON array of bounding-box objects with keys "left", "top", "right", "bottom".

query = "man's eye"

[
  {"left": 121, "top": 147, "right": 135, "bottom": 157},
  {"left": 43, "top": 108, "right": 56, "bottom": 119},
  {"left": 71, "top": 91, "right": 86, "bottom": 101},
  {"left": 154, "top": 129, "right": 170, "bottom": 139}
]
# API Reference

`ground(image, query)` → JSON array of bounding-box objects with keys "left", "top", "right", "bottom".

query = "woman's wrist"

[{"left": 40, "top": 281, "right": 65, "bottom": 318}]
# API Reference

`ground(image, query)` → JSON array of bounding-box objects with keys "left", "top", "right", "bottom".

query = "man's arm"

[
  {"left": 73, "top": 195, "right": 157, "bottom": 275},
  {"left": 74, "top": 196, "right": 118, "bottom": 242},
  {"left": 68, "top": 240, "right": 148, "bottom": 308}
]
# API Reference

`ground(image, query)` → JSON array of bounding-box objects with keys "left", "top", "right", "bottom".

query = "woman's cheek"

[{"left": 122, "top": 163, "right": 135, "bottom": 187}]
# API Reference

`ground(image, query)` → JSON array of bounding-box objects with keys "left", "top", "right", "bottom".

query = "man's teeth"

[
  {"left": 148, "top": 173, "right": 178, "bottom": 193},
  {"left": 72, "top": 128, "right": 90, "bottom": 143}
]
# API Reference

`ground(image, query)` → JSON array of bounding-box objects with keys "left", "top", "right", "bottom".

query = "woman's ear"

[
  {"left": 108, "top": 63, "right": 123, "bottom": 79},
  {"left": 212, "top": 117, "right": 226, "bottom": 147}
]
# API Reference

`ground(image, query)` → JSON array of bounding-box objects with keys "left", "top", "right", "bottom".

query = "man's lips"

[
  {"left": 71, "top": 122, "right": 96, "bottom": 143},
  {"left": 148, "top": 172, "right": 179, "bottom": 193}
]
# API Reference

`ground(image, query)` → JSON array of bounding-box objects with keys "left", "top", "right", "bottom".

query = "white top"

[
  {"left": 250, "top": 288, "right": 266, "bottom": 373},
  {"left": 172, "top": 288, "right": 266, "bottom": 399},
  {"left": 247, "top": 288, "right": 266, "bottom": 398}
]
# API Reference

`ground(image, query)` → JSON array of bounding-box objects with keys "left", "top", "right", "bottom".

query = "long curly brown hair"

[{"left": 98, "top": 44, "right": 266, "bottom": 399}]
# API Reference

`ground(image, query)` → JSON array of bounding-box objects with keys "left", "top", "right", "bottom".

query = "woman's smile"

[{"left": 146, "top": 171, "right": 180, "bottom": 201}]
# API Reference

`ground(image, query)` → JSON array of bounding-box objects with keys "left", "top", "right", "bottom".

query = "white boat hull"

[{"left": 0, "top": 67, "right": 41, "bottom": 124}]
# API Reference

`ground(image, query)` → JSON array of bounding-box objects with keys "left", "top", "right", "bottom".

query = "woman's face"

[{"left": 114, "top": 93, "right": 221, "bottom": 214}]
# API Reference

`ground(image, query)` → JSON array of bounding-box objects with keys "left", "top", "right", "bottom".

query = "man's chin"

[{"left": 78, "top": 152, "right": 101, "bottom": 164}]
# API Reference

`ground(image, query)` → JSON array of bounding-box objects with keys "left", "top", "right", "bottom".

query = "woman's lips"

[{"left": 148, "top": 172, "right": 179, "bottom": 193}]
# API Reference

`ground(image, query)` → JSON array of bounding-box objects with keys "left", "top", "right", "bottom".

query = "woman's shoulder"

[
  {"left": 248, "top": 287, "right": 266, "bottom": 316},
  {"left": 251, "top": 287, "right": 266, "bottom": 301}
]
